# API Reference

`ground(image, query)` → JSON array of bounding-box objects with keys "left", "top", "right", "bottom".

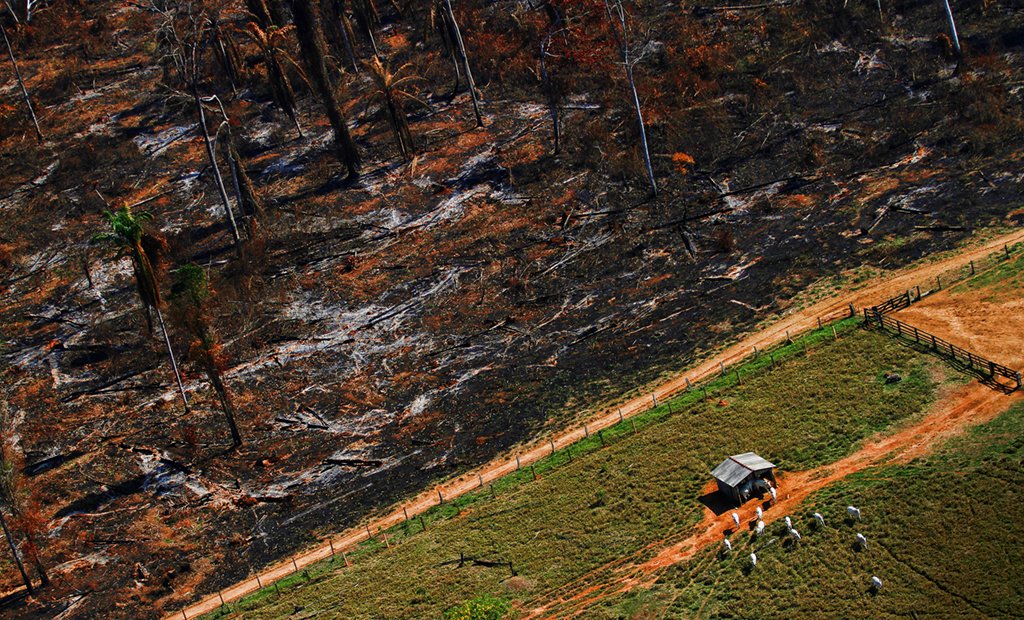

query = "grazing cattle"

[
  {"left": 755, "top": 506, "right": 763, "bottom": 520},
  {"left": 723, "top": 538, "right": 732, "bottom": 553},
  {"left": 732, "top": 512, "right": 741, "bottom": 528},
  {"left": 750, "top": 552, "right": 757, "bottom": 568},
  {"left": 769, "top": 486, "right": 777, "bottom": 502},
  {"left": 856, "top": 533, "right": 868, "bottom": 549},
  {"left": 755, "top": 520, "right": 765, "bottom": 536},
  {"left": 784, "top": 516, "right": 792, "bottom": 529},
  {"left": 871, "top": 576, "right": 883, "bottom": 591},
  {"left": 789, "top": 528, "right": 801, "bottom": 543},
  {"left": 813, "top": 512, "right": 825, "bottom": 527},
  {"left": 847, "top": 506, "right": 862, "bottom": 520}
]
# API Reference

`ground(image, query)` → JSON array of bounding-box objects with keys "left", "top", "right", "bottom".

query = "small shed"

[{"left": 711, "top": 452, "right": 777, "bottom": 505}]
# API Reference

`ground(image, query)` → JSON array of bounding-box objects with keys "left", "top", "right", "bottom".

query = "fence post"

[
  {"left": 419, "top": 516, "right": 426, "bottom": 531},
  {"left": 1006, "top": 244, "right": 1011, "bottom": 259},
  {"left": 256, "top": 574, "right": 263, "bottom": 588},
  {"left": 550, "top": 437, "right": 557, "bottom": 454},
  {"left": 685, "top": 377, "right": 692, "bottom": 390},
  {"left": 915, "top": 285, "right": 921, "bottom": 300},
  {"left": 651, "top": 393, "right": 657, "bottom": 407},
  {"left": 970, "top": 260, "right": 975, "bottom": 275},
  {"left": 182, "top": 610, "right": 187, "bottom": 620},
  {"left": 515, "top": 454, "right": 521, "bottom": 470},
  {"left": 479, "top": 473, "right": 484, "bottom": 487},
  {"left": 719, "top": 361, "right": 726, "bottom": 376},
  {"left": 932, "top": 334, "right": 938, "bottom": 350},
  {"left": 913, "top": 326, "right": 919, "bottom": 343},
  {"left": 769, "top": 353, "right": 775, "bottom": 368},
  {"left": 291, "top": 555, "right": 299, "bottom": 572},
  {"left": 329, "top": 538, "right": 336, "bottom": 557},
  {"left": 735, "top": 368, "right": 741, "bottom": 385},
  {"left": 619, "top": 408, "right": 624, "bottom": 422},
  {"left": 896, "top": 321, "right": 902, "bottom": 337},
  {"left": 753, "top": 345, "right": 759, "bottom": 358},
  {"left": 936, "top": 275, "right": 941, "bottom": 290},
  {"left": 531, "top": 464, "right": 538, "bottom": 479},
  {"left": 832, "top": 325, "right": 838, "bottom": 340},
  {"left": 344, "top": 550, "right": 351, "bottom": 566},
  {"left": 786, "top": 329, "right": 791, "bottom": 343},
  {"left": 1016, "top": 372, "right": 1021, "bottom": 390},
  {"left": 849, "top": 302, "right": 855, "bottom": 317},
  {"left": 702, "top": 385, "right": 709, "bottom": 400},
  {"left": 584, "top": 424, "right": 589, "bottom": 438},
  {"left": 366, "top": 524, "right": 373, "bottom": 540},
  {"left": 817, "top": 317, "right": 822, "bottom": 329},
  {"left": 598, "top": 430, "right": 605, "bottom": 446},
  {"left": 438, "top": 489, "right": 444, "bottom": 504},
  {"left": 631, "top": 419, "right": 637, "bottom": 434}
]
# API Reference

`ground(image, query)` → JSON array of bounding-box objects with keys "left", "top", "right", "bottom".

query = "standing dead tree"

[
  {"left": 290, "top": 0, "right": 362, "bottom": 180},
  {"left": 440, "top": 0, "right": 482, "bottom": 126},
  {"left": 170, "top": 264, "right": 243, "bottom": 447},
  {"left": 155, "top": 2, "right": 245, "bottom": 252},
  {"left": 0, "top": 409, "right": 48, "bottom": 591},
  {"left": 0, "top": 18, "right": 42, "bottom": 142},
  {"left": 241, "top": 20, "right": 305, "bottom": 136},
  {"left": 321, "top": 0, "right": 360, "bottom": 72},
  {"left": 365, "top": 56, "right": 426, "bottom": 160},
  {"left": 539, "top": 1, "right": 566, "bottom": 154},
  {"left": 604, "top": 0, "right": 656, "bottom": 198}
]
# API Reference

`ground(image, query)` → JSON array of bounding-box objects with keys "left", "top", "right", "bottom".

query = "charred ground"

[{"left": 0, "top": 0, "right": 1022, "bottom": 617}]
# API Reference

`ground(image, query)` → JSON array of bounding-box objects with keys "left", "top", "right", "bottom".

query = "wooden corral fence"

[{"left": 864, "top": 309, "right": 1022, "bottom": 391}]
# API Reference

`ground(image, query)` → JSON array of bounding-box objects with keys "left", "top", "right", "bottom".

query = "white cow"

[
  {"left": 755, "top": 506, "right": 763, "bottom": 520},
  {"left": 784, "top": 516, "right": 792, "bottom": 529},
  {"left": 847, "top": 506, "right": 862, "bottom": 520},
  {"left": 789, "top": 528, "right": 801, "bottom": 543},
  {"left": 750, "top": 552, "right": 758, "bottom": 568},
  {"left": 755, "top": 519, "right": 765, "bottom": 536},
  {"left": 856, "top": 533, "right": 868, "bottom": 549},
  {"left": 871, "top": 576, "right": 883, "bottom": 591},
  {"left": 723, "top": 538, "right": 732, "bottom": 553},
  {"left": 769, "top": 486, "right": 777, "bottom": 503},
  {"left": 732, "top": 512, "right": 740, "bottom": 528},
  {"left": 813, "top": 512, "right": 825, "bottom": 527}
]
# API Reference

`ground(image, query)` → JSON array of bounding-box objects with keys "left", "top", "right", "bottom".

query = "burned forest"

[{"left": 0, "top": 0, "right": 1022, "bottom": 617}]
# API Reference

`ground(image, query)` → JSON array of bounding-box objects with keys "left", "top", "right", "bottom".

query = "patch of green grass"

[
  {"left": 211, "top": 324, "right": 948, "bottom": 619},
  {"left": 594, "top": 401, "right": 1024, "bottom": 620},
  {"left": 949, "top": 241, "right": 1024, "bottom": 300}
]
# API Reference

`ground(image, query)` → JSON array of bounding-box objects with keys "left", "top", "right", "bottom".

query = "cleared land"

[
  {"left": 586, "top": 400, "right": 1024, "bottom": 619},
  {"left": 211, "top": 327, "right": 947, "bottom": 619},
  {"left": 897, "top": 245, "right": 1024, "bottom": 368}
]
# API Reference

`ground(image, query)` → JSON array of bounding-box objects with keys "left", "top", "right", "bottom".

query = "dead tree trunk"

[
  {"left": 206, "top": 362, "right": 242, "bottom": 447},
  {"left": 192, "top": 83, "right": 243, "bottom": 250},
  {"left": 0, "top": 509, "right": 32, "bottom": 594},
  {"left": 442, "top": 0, "right": 482, "bottom": 127},
  {"left": 155, "top": 306, "right": 189, "bottom": 412},
  {"left": 605, "top": 0, "right": 656, "bottom": 198},
  {"left": 291, "top": 0, "right": 362, "bottom": 180},
  {"left": 0, "top": 22, "right": 42, "bottom": 143}
]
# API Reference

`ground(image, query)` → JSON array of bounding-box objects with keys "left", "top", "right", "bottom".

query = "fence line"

[
  {"left": 174, "top": 239, "right": 1024, "bottom": 619},
  {"left": 863, "top": 309, "right": 1022, "bottom": 391},
  {"left": 174, "top": 309, "right": 860, "bottom": 619}
]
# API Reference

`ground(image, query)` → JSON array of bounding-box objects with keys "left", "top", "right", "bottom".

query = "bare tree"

[
  {"left": 241, "top": 20, "right": 305, "bottom": 136},
  {"left": 0, "top": 509, "right": 31, "bottom": 594},
  {"left": 604, "top": 0, "right": 656, "bottom": 198},
  {"left": 440, "top": 0, "right": 482, "bottom": 127},
  {"left": 155, "top": 3, "right": 245, "bottom": 251},
  {"left": 0, "top": 19, "right": 42, "bottom": 142},
  {"left": 1, "top": 404, "right": 48, "bottom": 589},
  {"left": 290, "top": 0, "right": 361, "bottom": 180}
]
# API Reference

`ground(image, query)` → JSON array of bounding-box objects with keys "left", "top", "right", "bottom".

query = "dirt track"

[
  {"left": 524, "top": 383, "right": 1022, "bottom": 618},
  {"left": 168, "top": 228, "right": 1024, "bottom": 620}
]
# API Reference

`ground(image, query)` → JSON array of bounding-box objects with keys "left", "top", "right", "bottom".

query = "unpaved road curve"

[
  {"left": 168, "top": 228, "right": 1024, "bottom": 620},
  {"left": 524, "top": 383, "right": 1023, "bottom": 619}
]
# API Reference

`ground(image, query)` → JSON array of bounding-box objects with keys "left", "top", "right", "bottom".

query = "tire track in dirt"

[
  {"left": 523, "top": 383, "right": 1022, "bottom": 619},
  {"left": 168, "top": 229, "right": 1024, "bottom": 620}
]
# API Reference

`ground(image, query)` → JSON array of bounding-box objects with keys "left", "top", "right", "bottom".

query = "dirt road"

[{"left": 168, "top": 228, "right": 1024, "bottom": 620}]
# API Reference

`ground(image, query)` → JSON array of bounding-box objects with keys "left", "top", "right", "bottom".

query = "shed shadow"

[{"left": 698, "top": 490, "right": 736, "bottom": 516}]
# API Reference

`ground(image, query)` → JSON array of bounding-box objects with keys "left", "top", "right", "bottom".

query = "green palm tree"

[
  {"left": 92, "top": 206, "right": 189, "bottom": 411},
  {"left": 170, "top": 264, "right": 242, "bottom": 447}
]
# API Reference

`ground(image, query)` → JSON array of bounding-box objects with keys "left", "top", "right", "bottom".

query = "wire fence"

[{"left": 177, "top": 310, "right": 861, "bottom": 620}]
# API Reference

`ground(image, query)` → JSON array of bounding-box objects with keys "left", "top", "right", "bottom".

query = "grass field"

[
  {"left": 212, "top": 325, "right": 949, "bottom": 619},
  {"left": 591, "top": 400, "right": 1024, "bottom": 619}
]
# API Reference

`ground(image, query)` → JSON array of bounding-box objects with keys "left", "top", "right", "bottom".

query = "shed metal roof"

[{"left": 710, "top": 452, "right": 776, "bottom": 487}]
